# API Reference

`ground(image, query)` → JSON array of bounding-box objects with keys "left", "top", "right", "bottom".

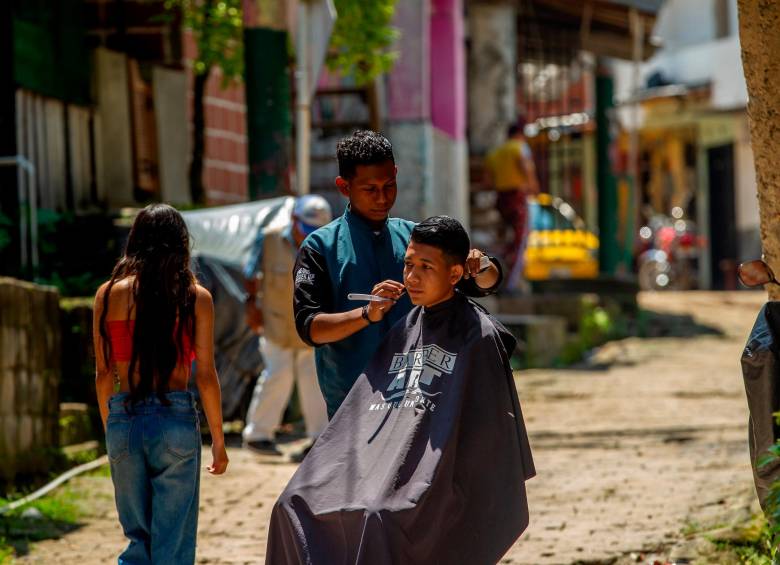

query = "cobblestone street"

[{"left": 18, "top": 292, "right": 764, "bottom": 564}]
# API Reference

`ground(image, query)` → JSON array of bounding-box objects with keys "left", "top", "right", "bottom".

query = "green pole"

[
  {"left": 596, "top": 71, "right": 619, "bottom": 275},
  {"left": 244, "top": 27, "right": 292, "bottom": 199},
  {"left": 620, "top": 175, "right": 636, "bottom": 274}
]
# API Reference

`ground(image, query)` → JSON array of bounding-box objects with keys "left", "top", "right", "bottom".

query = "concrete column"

[
  {"left": 386, "top": 0, "right": 432, "bottom": 222},
  {"left": 430, "top": 0, "right": 469, "bottom": 226},
  {"left": 390, "top": 122, "right": 434, "bottom": 222},
  {"left": 467, "top": 3, "right": 517, "bottom": 155}
]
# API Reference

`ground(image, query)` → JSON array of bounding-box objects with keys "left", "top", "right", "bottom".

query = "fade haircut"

[
  {"left": 336, "top": 130, "right": 395, "bottom": 179},
  {"left": 411, "top": 216, "right": 470, "bottom": 266}
]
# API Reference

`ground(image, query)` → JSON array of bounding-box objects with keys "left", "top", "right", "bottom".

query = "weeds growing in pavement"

[
  {"left": 0, "top": 487, "right": 81, "bottom": 561},
  {"left": 724, "top": 410, "right": 780, "bottom": 564},
  {"left": 711, "top": 516, "right": 774, "bottom": 564}
]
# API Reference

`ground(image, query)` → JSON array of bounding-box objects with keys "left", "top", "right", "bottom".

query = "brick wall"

[
  {"left": 183, "top": 31, "right": 249, "bottom": 205},
  {"left": 0, "top": 278, "right": 61, "bottom": 482}
]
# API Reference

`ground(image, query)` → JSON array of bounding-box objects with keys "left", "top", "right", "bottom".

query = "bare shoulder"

[
  {"left": 94, "top": 278, "right": 129, "bottom": 303},
  {"left": 97, "top": 277, "right": 141, "bottom": 319},
  {"left": 194, "top": 284, "right": 213, "bottom": 309},
  {"left": 95, "top": 281, "right": 110, "bottom": 300},
  {"left": 93, "top": 281, "right": 109, "bottom": 311}
]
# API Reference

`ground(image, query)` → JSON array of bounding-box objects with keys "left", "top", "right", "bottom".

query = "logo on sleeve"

[{"left": 295, "top": 268, "right": 315, "bottom": 285}]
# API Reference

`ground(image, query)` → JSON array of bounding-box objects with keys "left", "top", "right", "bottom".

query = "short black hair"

[
  {"left": 336, "top": 130, "right": 395, "bottom": 179},
  {"left": 411, "top": 216, "right": 470, "bottom": 265},
  {"left": 507, "top": 116, "right": 528, "bottom": 138}
]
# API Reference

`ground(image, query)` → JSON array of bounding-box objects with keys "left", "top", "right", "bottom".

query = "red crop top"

[{"left": 106, "top": 320, "right": 196, "bottom": 364}]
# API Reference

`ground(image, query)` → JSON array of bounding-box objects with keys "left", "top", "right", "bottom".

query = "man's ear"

[
  {"left": 335, "top": 176, "right": 350, "bottom": 198},
  {"left": 450, "top": 264, "right": 464, "bottom": 285}
]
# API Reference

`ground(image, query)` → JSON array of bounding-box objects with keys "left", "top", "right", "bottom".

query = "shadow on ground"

[
  {"left": 0, "top": 514, "right": 84, "bottom": 557},
  {"left": 636, "top": 308, "right": 723, "bottom": 339},
  {"left": 559, "top": 308, "right": 724, "bottom": 372}
]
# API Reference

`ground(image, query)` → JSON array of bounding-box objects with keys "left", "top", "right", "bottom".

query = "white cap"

[{"left": 293, "top": 195, "right": 332, "bottom": 235}]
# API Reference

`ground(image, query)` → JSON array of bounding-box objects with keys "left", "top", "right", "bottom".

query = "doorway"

[{"left": 707, "top": 143, "right": 737, "bottom": 290}]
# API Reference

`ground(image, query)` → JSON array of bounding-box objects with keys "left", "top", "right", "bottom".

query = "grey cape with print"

[{"left": 266, "top": 292, "right": 535, "bottom": 565}]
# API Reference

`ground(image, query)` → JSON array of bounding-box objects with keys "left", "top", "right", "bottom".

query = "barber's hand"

[
  {"left": 245, "top": 303, "right": 264, "bottom": 335},
  {"left": 465, "top": 249, "right": 500, "bottom": 289},
  {"left": 464, "top": 249, "right": 487, "bottom": 279},
  {"left": 366, "top": 280, "right": 405, "bottom": 322}
]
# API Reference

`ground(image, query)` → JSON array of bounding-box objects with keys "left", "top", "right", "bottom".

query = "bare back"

[{"left": 93, "top": 277, "right": 214, "bottom": 393}]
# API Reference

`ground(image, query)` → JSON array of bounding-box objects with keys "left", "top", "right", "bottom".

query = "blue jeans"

[{"left": 106, "top": 391, "right": 201, "bottom": 565}]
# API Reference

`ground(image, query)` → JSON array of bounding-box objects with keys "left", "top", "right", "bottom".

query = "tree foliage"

[
  {"left": 163, "top": 0, "right": 400, "bottom": 87},
  {"left": 163, "top": 0, "right": 244, "bottom": 85},
  {"left": 328, "top": 0, "right": 399, "bottom": 86}
]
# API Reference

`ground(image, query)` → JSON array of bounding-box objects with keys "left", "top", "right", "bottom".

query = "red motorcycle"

[{"left": 637, "top": 211, "right": 701, "bottom": 291}]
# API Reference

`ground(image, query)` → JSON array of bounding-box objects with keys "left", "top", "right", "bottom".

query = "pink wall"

[
  {"left": 387, "top": 0, "right": 430, "bottom": 121},
  {"left": 430, "top": 0, "right": 465, "bottom": 141}
]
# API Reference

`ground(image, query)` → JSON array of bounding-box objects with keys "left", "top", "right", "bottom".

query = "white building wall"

[
  {"left": 613, "top": 38, "right": 746, "bottom": 112},
  {"left": 431, "top": 129, "right": 469, "bottom": 225},
  {"left": 646, "top": 36, "right": 746, "bottom": 109},
  {"left": 613, "top": 0, "right": 745, "bottom": 111},
  {"left": 734, "top": 116, "right": 761, "bottom": 262},
  {"left": 653, "top": 0, "right": 720, "bottom": 50}
]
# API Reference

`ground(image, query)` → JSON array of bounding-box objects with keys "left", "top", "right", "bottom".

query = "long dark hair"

[{"left": 99, "top": 204, "right": 196, "bottom": 404}]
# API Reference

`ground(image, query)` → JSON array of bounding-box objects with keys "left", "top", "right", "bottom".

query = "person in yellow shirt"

[{"left": 484, "top": 119, "right": 540, "bottom": 279}]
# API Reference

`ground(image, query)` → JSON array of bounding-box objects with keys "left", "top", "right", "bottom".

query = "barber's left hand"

[{"left": 464, "top": 249, "right": 487, "bottom": 279}]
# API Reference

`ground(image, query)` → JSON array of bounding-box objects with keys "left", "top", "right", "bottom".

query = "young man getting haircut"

[
  {"left": 269, "top": 216, "right": 535, "bottom": 564},
  {"left": 293, "top": 130, "right": 502, "bottom": 419}
]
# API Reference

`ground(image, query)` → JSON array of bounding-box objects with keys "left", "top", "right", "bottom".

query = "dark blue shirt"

[{"left": 293, "top": 207, "right": 500, "bottom": 418}]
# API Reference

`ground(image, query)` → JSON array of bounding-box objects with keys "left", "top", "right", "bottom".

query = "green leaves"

[
  {"left": 162, "top": 0, "right": 399, "bottom": 88},
  {"left": 758, "top": 445, "right": 780, "bottom": 469},
  {"left": 757, "top": 414, "right": 780, "bottom": 559},
  {"left": 328, "top": 0, "right": 399, "bottom": 86},
  {"left": 164, "top": 0, "right": 244, "bottom": 87}
]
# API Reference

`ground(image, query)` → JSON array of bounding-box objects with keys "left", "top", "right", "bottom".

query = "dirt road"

[{"left": 18, "top": 291, "right": 765, "bottom": 564}]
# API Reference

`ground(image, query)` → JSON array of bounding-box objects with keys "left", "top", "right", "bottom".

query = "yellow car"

[{"left": 524, "top": 194, "right": 599, "bottom": 280}]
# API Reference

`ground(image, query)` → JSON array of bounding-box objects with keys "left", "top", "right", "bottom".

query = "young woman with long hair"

[{"left": 93, "top": 203, "right": 228, "bottom": 564}]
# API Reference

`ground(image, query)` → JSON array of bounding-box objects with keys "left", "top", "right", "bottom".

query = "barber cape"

[{"left": 266, "top": 292, "right": 535, "bottom": 565}]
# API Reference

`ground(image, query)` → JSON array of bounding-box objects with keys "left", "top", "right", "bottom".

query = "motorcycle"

[
  {"left": 637, "top": 210, "right": 700, "bottom": 291},
  {"left": 738, "top": 259, "right": 780, "bottom": 515}
]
